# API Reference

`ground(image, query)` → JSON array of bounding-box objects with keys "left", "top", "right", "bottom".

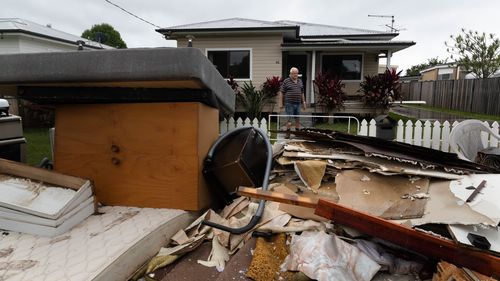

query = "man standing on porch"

[{"left": 279, "top": 67, "right": 306, "bottom": 131}]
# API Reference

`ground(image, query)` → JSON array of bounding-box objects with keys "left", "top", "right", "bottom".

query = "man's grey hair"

[{"left": 289, "top": 67, "right": 299, "bottom": 74}]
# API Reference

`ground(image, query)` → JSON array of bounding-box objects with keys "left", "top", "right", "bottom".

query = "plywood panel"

[{"left": 54, "top": 102, "right": 218, "bottom": 210}]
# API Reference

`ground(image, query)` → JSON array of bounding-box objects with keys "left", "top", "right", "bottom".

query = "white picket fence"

[
  {"left": 219, "top": 117, "right": 268, "bottom": 135},
  {"left": 219, "top": 117, "right": 500, "bottom": 153}
]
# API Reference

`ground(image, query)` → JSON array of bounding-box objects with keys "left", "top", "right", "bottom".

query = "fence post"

[
  {"left": 396, "top": 120, "right": 404, "bottom": 142},
  {"left": 220, "top": 118, "right": 228, "bottom": 135},
  {"left": 491, "top": 122, "right": 499, "bottom": 148},
  {"left": 431, "top": 121, "right": 441, "bottom": 150},
  {"left": 368, "top": 119, "right": 377, "bottom": 137},
  {"left": 228, "top": 117, "right": 236, "bottom": 131},
  {"left": 441, "top": 121, "right": 451, "bottom": 152},
  {"left": 423, "top": 121, "right": 432, "bottom": 148},
  {"left": 414, "top": 120, "right": 423, "bottom": 146},
  {"left": 260, "top": 118, "right": 268, "bottom": 135},
  {"left": 481, "top": 121, "right": 490, "bottom": 148},
  {"left": 359, "top": 119, "right": 368, "bottom": 136},
  {"left": 252, "top": 118, "right": 259, "bottom": 129},
  {"left": 404, "top": 120, "right": 413, "bottom": 144},
  {"left": 236, "top": 117, "right": 243, "bottom": 128}
]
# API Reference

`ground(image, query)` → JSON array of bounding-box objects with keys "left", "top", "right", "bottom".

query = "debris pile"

[{"left": 141, "top": 130, "right": 500, "bottom": 280}]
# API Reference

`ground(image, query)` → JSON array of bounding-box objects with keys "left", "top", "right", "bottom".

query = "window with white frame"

[
  {"left": 207, "top": 50, "right": 251, "bottom": 79},
  {"left": 321, "top": 54, "right": 362, "bottom": 80}
]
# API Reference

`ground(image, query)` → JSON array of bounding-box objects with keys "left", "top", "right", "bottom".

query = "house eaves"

[
  {"left": 281, "top": 41, "right": 416, "bottom": 53},
  {"left": 299, "top": 33, "right": 398, "bottom": 41},
  {"left": 1, "top": 30, "right": 109, "bottom": 50},
  {"left": 420, "top": 64, "right": 459, "bottom": 74},
  {"left": 158, "top": 26, "right": 299, "bottom": 39}
]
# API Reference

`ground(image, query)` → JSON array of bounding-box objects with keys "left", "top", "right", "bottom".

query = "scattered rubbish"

[
  {"left": 433, "top": 261, "right": 496, "bottom": 281},
  {"left": 281, "top": 231, "right": 381, "bottom": 281},
  {"left": 246, "top": 233, "right": 291, "bottom": 281}
]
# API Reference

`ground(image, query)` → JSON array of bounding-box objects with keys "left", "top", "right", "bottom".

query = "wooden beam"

[
  {"left": 315, "top": 199, "right": 500, "bottom": 278},
  {"left": 236, "top": 187, "right": 500, "bottom": 278},
  {"left": 236, "top": 187, "right": 318, "bottom": 209}
]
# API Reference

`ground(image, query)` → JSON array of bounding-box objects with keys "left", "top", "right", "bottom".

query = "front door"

[{"left": 284, "top": 54, "right": 308, "bottom": 102}]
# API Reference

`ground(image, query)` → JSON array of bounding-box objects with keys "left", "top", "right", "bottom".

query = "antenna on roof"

[{"left": 368, "top": 14, "right": 403, "bottom": 33}]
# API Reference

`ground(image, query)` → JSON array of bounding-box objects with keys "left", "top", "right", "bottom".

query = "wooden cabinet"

[{"left": 54, "top": 102, "right": 218, "bottom": 210}]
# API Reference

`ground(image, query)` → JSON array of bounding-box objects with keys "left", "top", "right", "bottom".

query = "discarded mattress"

[{"left": 0, "top": 206, "right": 192, "bottom": 281}]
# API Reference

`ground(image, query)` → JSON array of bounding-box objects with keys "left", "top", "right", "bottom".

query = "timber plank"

[{"left": 314, "top": 199, "right": 500, "bottom": 278}]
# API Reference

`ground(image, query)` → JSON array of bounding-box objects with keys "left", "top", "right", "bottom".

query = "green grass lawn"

[
  {"left": 23, "top": 127, "right": 51, "bottom": 166},
  {"left": 402, "top": 104, "right": 500, "bottom": 122},
  {"left": 268, "top": 118, "right": 360, "bottom": 141}
]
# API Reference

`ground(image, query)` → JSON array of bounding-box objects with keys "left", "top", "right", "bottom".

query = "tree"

[
  {"left": 446, "top": 29, "right": 500, "bottom": 78},
  {"left": 81, "top": 23, "right": 127, "bottom": 48},
  {"left": 405, "top": 57, "right": 448, "bottom": 76}
]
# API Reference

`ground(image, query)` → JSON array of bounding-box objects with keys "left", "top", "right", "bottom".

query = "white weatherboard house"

[
  {"left": 0, "top": 18, "right": 113, "bottom": 54},
  {"left": 157, "top": 18, "right": 415, "bottom": 107}
]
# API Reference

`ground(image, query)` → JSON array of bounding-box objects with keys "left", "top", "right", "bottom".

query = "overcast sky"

[{"left": 3, "top": 0, "right": 499, "bottom": 74}]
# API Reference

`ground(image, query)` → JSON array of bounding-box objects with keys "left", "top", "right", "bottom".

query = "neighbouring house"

[
  {"left": 419, "top": 63, "right": 467, "bottom": 81},
  {"left": 0, "top": 18, "right": 113, "bottom": 116},
  {"left": 378, "top": 64, "right": 398, "bottom": 74},
  {"left": 156, "top": 18, "right": 415, "bottom": 112},
  {"left": 0, "top": 18, "right": 113, "bottom": 54}
]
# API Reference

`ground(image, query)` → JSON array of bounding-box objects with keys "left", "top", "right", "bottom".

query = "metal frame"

[{"left": 267, "top": 114, "right": 360, "bottom": 141}]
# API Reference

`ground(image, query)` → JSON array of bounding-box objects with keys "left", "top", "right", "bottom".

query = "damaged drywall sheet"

[
  {"left": 283, "top": 151, "right": 463, "bottom": 180},
  {"left": 335, "top": 170, "right": 430, "bottom": 220},
  {"left": 273, "top": 183, "right": 334, "bottom": 222},
  {"left": 402, "top": 181, "right": 496, "bottom": 227},
  {"left": 448, "top": 224, "right": 500, "bottom": 255},
  {"left": 449, "top": 174, "right": 500, "bottom": 224},
  {"left": 281, "top": 231, "right": 381, "bottom": 281},
  {"left": 293, "top": 160, "right": 327, "bottom": 191}
]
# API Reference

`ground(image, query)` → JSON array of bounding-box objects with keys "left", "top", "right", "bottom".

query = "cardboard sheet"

[
  {"left": 449, "top": 174, "right": 500, "bottom": 224},
  {"left": 293, "top": 160, "right": 327, "bottom": 190},
  {"left": 335, "top": 170, "right": 430, "bottom": 219}
]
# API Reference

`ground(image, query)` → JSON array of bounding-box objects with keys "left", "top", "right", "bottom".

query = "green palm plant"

[{"left": 237, "top": 81, "right": 273, "bottom": 120}]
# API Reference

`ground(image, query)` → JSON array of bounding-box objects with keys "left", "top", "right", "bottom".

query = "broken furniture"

[
  {"left": 0, "top": 99, "right": 25, "bottom": 162},
  {"left": 0, "top": 158, "right": 95, "bottom": 237},
  {"left": 449, "top": 119, "right": 500, "bottom": 162},
  {"left": 0, "top": 48, "right": 235, "bottom": 210},
  {"left": 203, "top": 127, "right": 273, "bottom": 234}
]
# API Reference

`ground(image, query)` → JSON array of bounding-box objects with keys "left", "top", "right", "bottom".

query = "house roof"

[
  {"left": 0, "top": 18, "right": 113, "bottom": 49},
  {"left": 274, "top": 20, "right": 396, "bottom": 39},
  {"left": 157, "top": 17, "right": 415, "bottom": 54},
  {"left": 157, "top": 17, "right": 396, "bottom": 39}
]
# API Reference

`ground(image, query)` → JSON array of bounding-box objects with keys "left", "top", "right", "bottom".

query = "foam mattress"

[{"left": 0, "top": 206, "right": 193, "bottom": 281}]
